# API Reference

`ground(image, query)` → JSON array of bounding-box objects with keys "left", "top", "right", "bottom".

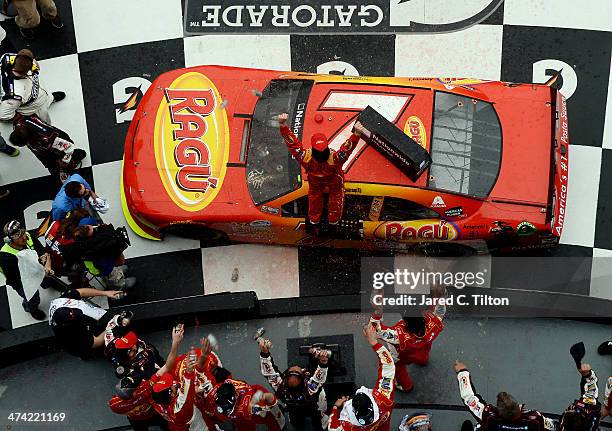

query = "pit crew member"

[
  {"left": 329, "top": 324, "right": 395, "bottom": 431},
  {"left": 148, "top": 334, "right": 201, "bottom": 430},
  {"left": 104, "top": 312, "right": 164, "bottom": 379},
  {"left": 454, "top": 360, "right": 556, "bottom": 430},
  {"left": 559, "top": 362, "right": 601, "bottom": 431},
  {"left": 49, "top": 287, "right": 124, "bottom": 358},
  {"left": 398, "top": 413, "right": 433, "bottom": 431},
  {"left": 110, "top": 367, "right": 169, "bottom": 430},
  {"left": 200, "top": 378, "right": 285, "bottom": 431},
  {"left": 370, "top": 286, "right": 446, "bottom": 392}
]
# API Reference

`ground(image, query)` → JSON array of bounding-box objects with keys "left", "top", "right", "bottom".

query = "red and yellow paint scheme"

[{"left": 122, "top": 66, "right": 568, "bottom": 253}]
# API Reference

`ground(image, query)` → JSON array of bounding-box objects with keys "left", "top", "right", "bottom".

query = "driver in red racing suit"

[
  {"left": 370, "top": 287, "right": 446, "bottom": 393},
  {"left": 329, "top": 324, "right": 395, "bottom": 431},
  {"left": 146, "top": 326, "right": 204, "bottom": 431},
  {"left": 277, "top": 112, "right": 364, "bottom": 225},
  {"left": 454, "top": 360, "right": 556, "bottom": 431},
  {"left": 174, "top": 339, "right": 230, "bottom": 421},
  {"left": 199, "top": 378, "right": 285, "bottom": 431}
]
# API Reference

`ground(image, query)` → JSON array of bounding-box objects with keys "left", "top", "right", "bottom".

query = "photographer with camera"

[
  {"left": 48, "top": 287, "right": 125, "bottom": 359},
  {"left": 257, "top": 334, "right": 330, "bottom": 430},
  {"left": 104, "top": 311, "right": 165, "bottom": 380},
  {"left": 63, "top": 223, "right": 136, "bottom": 289},
  {"left": 109, "top": 324, "right": 185, "bottom": 431}
]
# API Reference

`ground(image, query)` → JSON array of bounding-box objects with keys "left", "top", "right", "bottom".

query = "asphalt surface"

[{"left": 1, "top": 313, "right": 611, "bottom": 430}]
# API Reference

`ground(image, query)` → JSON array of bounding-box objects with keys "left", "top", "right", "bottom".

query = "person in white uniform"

[{"left": 0, "top": 48, "right": 65, "bottom": 123}]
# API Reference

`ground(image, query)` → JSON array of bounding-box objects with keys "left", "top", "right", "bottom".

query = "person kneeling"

[
  {"left": 63, "top": 224, "right": 136, "bottom": 290},
  {"left": 49, "top": 287, "right": 124, "bottom": 359}
]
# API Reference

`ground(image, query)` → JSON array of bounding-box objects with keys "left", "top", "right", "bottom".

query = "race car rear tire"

[
  {"left": 415, "top": 242, "right": 477, "bottom": 257},
  {"left": 161, "top": 224, "right": 229, "bottom": 246}
]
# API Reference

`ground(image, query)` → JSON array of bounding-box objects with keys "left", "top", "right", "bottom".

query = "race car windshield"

[
  {"left": 247, "top": 79, "right": 314, "bottom": 205},
  {"left": 428, "top": 92, "right": 502, "bottom": 198}
]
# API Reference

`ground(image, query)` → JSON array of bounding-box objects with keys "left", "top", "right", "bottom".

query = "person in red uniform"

[
  {"left": 198, "top": 376, "right": 285, "bottom": 431},
  {"left": 370, "top": 286, "right": 446, "bottom": 393},
  {"left": 109, "top": 370, "right": 169, "bottom": 431},
  {"left": 173, "top": 335, "right": 230, "bottom": 421},
  {"left": 329, "top": 324, "right": 395, "bottom": 431},
  {"left": 277, "top": 112, "right": 365, "bottom": 227},
  {"left": 109, "top": 323, "right": 185, "bottom": 431},
  {"left": 147, "top": 325, "right": 202, "bottom": 431},
  {"left": 454, "top": 360, "right": 556, "bottom": 431}
]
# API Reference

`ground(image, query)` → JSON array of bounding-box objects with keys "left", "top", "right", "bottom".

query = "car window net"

[
  {"left": 428, "top": 92, "right": 502, "bottom": 198},
  {"left": 247, "top": 79, "right": 313, "bottom": 205}
]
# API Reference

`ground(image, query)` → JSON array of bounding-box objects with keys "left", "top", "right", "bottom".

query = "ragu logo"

[
  {"left": 154, "top": 72, "right": 229, "bottom": 212},
  {"left": 404, "top": 115, "right": 426, "bottom": 149},
  {"left": 374, "top": 219, "right": 458, "bottom": 242},
  {"left": 165, "top": 87, "right": 218, "bottom": 192}
]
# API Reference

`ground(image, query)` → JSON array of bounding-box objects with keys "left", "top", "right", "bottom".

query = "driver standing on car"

[{"left": 277, "top": 112, "right": 364, "bottom": 229}]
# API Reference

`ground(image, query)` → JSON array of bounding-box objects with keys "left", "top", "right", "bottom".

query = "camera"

[{"left": 114, "top": 226, "right": 131, "bottom": 248}]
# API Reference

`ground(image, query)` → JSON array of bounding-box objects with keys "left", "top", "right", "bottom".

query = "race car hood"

[{"left": 122, "top": 66, "right": 281, "bottom": 234}]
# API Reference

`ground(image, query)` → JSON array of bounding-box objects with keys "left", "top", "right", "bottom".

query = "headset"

[{"left": 3, "top": 220, "right": 25, "bottom": 244}]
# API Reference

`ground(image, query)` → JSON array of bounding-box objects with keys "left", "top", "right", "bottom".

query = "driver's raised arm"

[
  {"left": 277, "top": 113, "right": 307, "bottom": 165},
  {"left": 157, "top": 324, "right": 184, "bottom": 376}
]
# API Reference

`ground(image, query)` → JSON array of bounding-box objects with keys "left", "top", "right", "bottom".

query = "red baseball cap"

[
  {"left": 311, "top": 133, "right": 329, "bottom": 152},
  {"left": 153, "top": 373, "right": 174, "bottom": 393},
  {"left": 114, "top": 331, "right": 138, "bottom": 349}
]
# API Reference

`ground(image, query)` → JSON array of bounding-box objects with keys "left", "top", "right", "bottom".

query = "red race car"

[{"left": 121, "top": 66, "right": 568, "bottom": 254}]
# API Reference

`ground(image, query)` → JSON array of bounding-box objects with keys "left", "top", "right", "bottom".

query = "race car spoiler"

[{"left": 550, "top": 91, "right": 569, "bottom": 238}]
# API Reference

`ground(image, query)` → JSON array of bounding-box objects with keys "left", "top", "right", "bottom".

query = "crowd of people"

[
  {"left": 0, "top": 46, "right": 136, "bottom": 322},
  {"left": 0, "top": 8, "right": 611, "bottom": 431},
  {"left": 36, "top": 283, "right": 610, "bottom": 431}
]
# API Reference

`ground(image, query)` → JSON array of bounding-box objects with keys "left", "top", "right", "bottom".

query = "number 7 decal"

[{"left": 322, "top": 91, "right": 413, "bottom": 171}]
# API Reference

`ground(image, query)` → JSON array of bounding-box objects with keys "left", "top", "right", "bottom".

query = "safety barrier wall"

[{"left": 1, "top": 288, "right": 612, "bottom": 368}]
